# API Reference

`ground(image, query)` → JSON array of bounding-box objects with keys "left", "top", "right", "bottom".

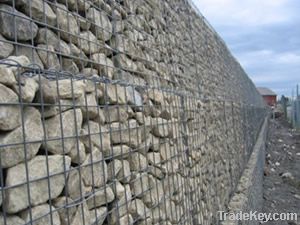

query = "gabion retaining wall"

[{"left": 0, "top": 0, "right": 267, "bottom": 224}]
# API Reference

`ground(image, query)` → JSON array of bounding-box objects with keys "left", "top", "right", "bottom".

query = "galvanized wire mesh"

[{"left": 0, "top": 0, "right": 267, "bottom": 224}]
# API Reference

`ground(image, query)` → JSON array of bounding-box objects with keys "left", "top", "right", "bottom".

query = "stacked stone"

[{"left": 0, "top": 0, "right": 266, "bottom": 224}]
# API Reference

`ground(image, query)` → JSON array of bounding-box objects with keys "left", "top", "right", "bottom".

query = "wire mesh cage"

[{"left": 0, "top": 0, "right": 267, "bottom": 224}]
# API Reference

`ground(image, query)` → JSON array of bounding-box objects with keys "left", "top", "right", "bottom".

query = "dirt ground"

[{"left": 263, "top": 117, "right": 300, "bottom": 224}]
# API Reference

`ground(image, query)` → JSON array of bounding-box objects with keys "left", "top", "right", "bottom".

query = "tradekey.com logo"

[{"left": 218, "top": 211, "right": 298, "bottom": 223}]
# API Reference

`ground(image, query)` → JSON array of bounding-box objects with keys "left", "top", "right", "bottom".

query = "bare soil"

[{"left": 263, "top": 117, "right": 300, "bottom": 225}]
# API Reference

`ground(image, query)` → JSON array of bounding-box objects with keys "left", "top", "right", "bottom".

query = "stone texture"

[
  {"left": 52, "top": 197, "right": 77, "bottom": 225},
  {"left": 70, "top": 202, "right": 90, "bottom": 225},
  {"left": 104, "top": 106, "right": 129, "bottom": 123},
  {"left": 66, "top": 168, "right": 85, "bottom": 200},
  {"left": 12, "top": 77, "right": 39, "bottom": 102},
  {"left": 0, "top": 34, "right": 13, "bottom": 59},
  {"left": 0, "top": 107, "right": 43, "bottom": 168},
  {"left": 18, "top": 0, "right": 57, "bottom": 26},
  {"left": 13, "top": 45, "right": 44, "bottom": 69},
  {"left": 4, "top": 155, "right": 71, "bottom": 213},
  {"left": 90, "top": 53, "right": 114, "bottom": 79},
  {"left": 0, "top": 213, "right": 24, "bottom": 225},
  {"left": 37, "top": 44, "right": 60, "bottom": 69},
  {"left": 0, "top": 65, "right": 16, "bottom": 86},
  {"left": 128, "top": 152, "right": 148, "bottom": 171},
  {"left": 54, "top": 3, "right": 79, "bottom": 42},
  {"left": 0, "top": 4, "right": 38, "bottom": 41},
  {"left": 44, "top": 108, "right": 83, "bottom": 154},
  {"left": 57, "top": 0, "right": 90, "bottom": 12},
  {"left": 36, "top": 28, "right": 71, "bottom": 55},
  {"left": 74, "top": 31, "right": 100, "bottom": 55},
  {"left": 81, "top": 149, "right": 108, "bottom": 187},
  {"left": 86, "top": 186, "right": 115, "bottom": 209},
  {"left": 68, "top": 141, "right": 86, "bottom": 164},
  {"left": 21, "top": 204, "right": 61, "bottom": 225},
  {"left": 89, "top": 207, "right": 107, "bottom": 225},
  {"left": 0, "top": 83, "right": 21, "bottom": 131},
  {"left": 87, "top": 7, "right": 112, "bottom": 41}
]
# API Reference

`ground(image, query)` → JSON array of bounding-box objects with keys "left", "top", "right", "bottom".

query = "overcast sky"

[{"left": 191, "top": 0, "right": 300, "bottom": 97}]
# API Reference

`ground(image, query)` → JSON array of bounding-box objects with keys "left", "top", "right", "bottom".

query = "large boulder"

[
  {"left": 4, "top": 155, "right": 71, "bottom": 213},
  {"left": 0, "top": 4, "right": 38, "bottom": 41},
  {"left": 0, "top": 107, "right": 43, "bottom": 168}
]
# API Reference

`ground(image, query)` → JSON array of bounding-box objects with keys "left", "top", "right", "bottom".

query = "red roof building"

[{"left": 257, "top": 87, "right": 277, "bottom": 106}]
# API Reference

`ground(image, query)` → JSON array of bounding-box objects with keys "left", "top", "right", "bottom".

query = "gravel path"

[{"left": 263, "top": 117, "right": 300, "bottom": 225}]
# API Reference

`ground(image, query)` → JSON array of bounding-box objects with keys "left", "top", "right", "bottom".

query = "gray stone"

[
  {"left": 21, "top": 204, "right": 61, "bottom": 225},
  {"left": 148, "top": 89, "right": 165, "bottom": 105},
  {"left": 107, "top": 159, "right": 122, "bottom": 181},
  {"left": 37, "top": 44, "right": 60, "bottom": 69},
  {"left": 89, "top": 207, "right": 107, "bottom": 225},
  {"left": 81, "top": 67, "right": 98, "bottom": 77},
  {"left": 57, "top": 0, "right": 90, "bottom": 12},
  {"left": 128, "top": 152, "right": 148, "bottom": 171},
  {"left": 62, "top": 58, "right": 79, "bottom": 74},
  {"left": 54, "top": 3, "right": 79, "bottom": 42},
  {"left": 80, "top": 121, "right": 111, "bottom": 151},
  {"left": 111, "top": 180, "right": 125, "bottom": 199},
  {"left": 119, "top": 214, "right": 134, "bottom": 225},
  {"left": 113, "top": 54, "right": 137, "bottom": 72},
  {"left": 129, "top": 199, "right": 149, "bottom": 220},
  {"left": 104, "top": 106, "right": 129, "bottom": 123},
  {"left": 12, "top": 77, "right": 39, "bottom": 102},
  {"left": 130, "top": 172, "right": 150, "bottom": 197},
  {"left": 0, "top": 34, "right": 13, "bottom": 59},
  {"left": 39, "top": 79, "right": 85, "bottom": 103},
  {"left": 69, "top": 43, "right": 89, "bottom": 69},
  {"left": 74, "top": 31, "right": 100, "bottom": 55},
  {"left": 4, "top": 155, "right": 71, "bottom": 213},
  {"left": 0, "top": 107, "right": 43, "bottom": 168},
  {"left": 87, "top": 7, "right": 112, "bottom": 41},
  {"left": 78, "top": 93, "right": 98, "bottom": 119},
  {"left": 81, "top": 149, "right": 108, "bottom": 187},
  {"left": 0, "top": 4, "right": 38, "bottom": 41},
  {"left": 0, "top": 213, "right": 24, "bottom": 225},
  {"left": 99, "top": 83, "right": 126, "bottom": 104},
  {"left": 86, "top": 186, "right": 115, "bottom": 209},
  {"left": 147, "top": 152, "right": 161, "bottom": 166},
  {"left": 14, "top": 45, "right": 44, "bottom": 69},
  {"left": 90, "top": 53, "right": 114, "bottom": 79},
  {"left": 70, "top": 202, "right": 90, "bottom": 225},
  {"left": 68, "top": 141, "right": 86, "bottom": 164},
  {"left": 0, "top": 83, "right": 21, "bottom": 131},
  {"left": 126, "top": 86, "right": 143, "bottom": 107},
  {"left": 44, "top": 109, "right": 82, "bottom": 154},
  {"left": 103, "top": 145, "right": 131, "bottom": 159},
  {"left": 117, "top": 160, "right": 131, "bottom": 183},
  {"left": 0, "top": 66, "right": 16, "bottom": 86},
  {"left": 36, "top": 28, "right": 71, "bottom": 55},
  {"left": 52, "top": 197, "right": 77, "bottom": 225},
  {"left": 152, "top": 118, "right": 172, "bottom": 138},
  {"left": 18, "top": 0, "right": 56, "bottom": 26},
  {"left": 66, "top": 168, "right": 85, "bottom": 200}
]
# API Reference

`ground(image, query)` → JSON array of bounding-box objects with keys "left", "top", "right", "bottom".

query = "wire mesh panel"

[{"left": 0, "top": 0, "right": 266, "bottom": 224}]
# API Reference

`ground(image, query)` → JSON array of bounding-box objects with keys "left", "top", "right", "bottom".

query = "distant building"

[{"left": 257, "top": 87, "right": 277, "bottom": 106}]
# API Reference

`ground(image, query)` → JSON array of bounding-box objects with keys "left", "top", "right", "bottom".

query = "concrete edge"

[{"left": 221, "top": 117, "right": 269, "bottom": 225}]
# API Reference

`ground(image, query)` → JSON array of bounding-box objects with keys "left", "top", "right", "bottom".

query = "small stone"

[
  {"left": 0, "top": 66, "right": 16, "bottom": 86},
  {"left": 152, "top": 118, "right": 172, "bottom": 138},
  {"left": 148, "top": 89, "right": 165, "bottom": 105},
  {"left": 126, "top": 86, "right": 143, "bottom": 107},
  {"left": 44, "top": 108, "right": 83, "bottom": 154},
  {"left": 0, "top": 34, "right": 13, "bottom": 59},
  {"left": 68, "top": 141, "right": 86, "bottom": 164},
  {"left": 57, "top": 0, "right": 90, "bottom": 12},
  {"left": 86, "top": 186, "right": 115, "bottom": 209},
  {"left": 39, "top": 79, "right": 85, "bottom": 103},
  {"left": 87, "top": 7, "right": 112, "bottom": 41},
  {"left": 128, "top": 152, "right": 148, "bottom": 171},
  {"left": 74, "top": 31, "right": 100, "bottom": 54},
  {"left": 81, "top": 67, "right": 98, "bottom": 77},
  {"left": 13, "top": 45, "right": 44, "bottom": 69},
  {"left": 62, "top": 58, "right": 79, "bottom": 74},
  {"left": 104, "top": 106, "right": 129, "bottom": 123},
  {"left": 0, "top": 83, "right": 21, "bottom": 131},
  {"left": 69, "top": 43, "right": 89, "bottom": 69},
  {"left": 130, "top": 173, "right": 150, "bottom": 197},
  {"left": 66, "top": 168, "right": 85, "bottom": 200},
  {"left": 113, "top": 54, "right": 137, "bottom": 72},
  {"left": 81, "top": 149, "right": 108, "bottom": 187},
  {"left": 117, "top": 160, "right": 131, "bottom": 184},
  {"left": 107, "top": 159, "right": 123, "bottom": 181},
  {"left": 103, "top": 144, "right": 131, "bottom": 158},
  {"left": 52, "top": 197, "right": 77, "bottom": 225},
  {"left": 4, "top": 155, "right": 71, "bottom": 213},
  {"left": 111, "top": 181, "right": 125, "bottom": 199},
  {"left": 70, "top": 202, "right": 90, "bottom": 225},
  {"left": 12, "top": 77, "right": 39, "bottom": 102},
  {"left": 147, "top": 152, "right": 162, "bottom": 166},
  {"left": 18, "top": 0, "right": 56, "bottom": 26},
  {"left": 54, "top": 3, "right": 79, "bottom": 42},
  {"left": 129, "top": 199, "right": 149, "bottom": 220},
  {"left": 78, "top": 93, "right": 98, "bottom": 119},
  {"left": 0, "top": 213, "right": 24, "bottom": 225},
  {"left": 36, "top": 28, "right": 71, "bottom": 55},
  {"left": 100, "top": 83, "right": 126, "bottom": 104},
  {"left": 0, "top": 4, "right": 38, "bottom": 41},
  {"left": 80, "top": 121, "right": 111, "bottom": 151},
  {"left": 20, "top": 204, "right": 61, "bottom": 225},
  {"left": 37, "top": 44, "right": 60, "bottom": 69},
  {"left": 90, "top": 53, "right": 114, "bottom": 79},
  {"left": 119, "top": 213, "right": 134, "bottom": 225},
  {"left": 89, "top": 207, "right": 107, "bottom": 225},
  {"left": 0, "top": 107, "right": 43, "bottom": 168}
]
